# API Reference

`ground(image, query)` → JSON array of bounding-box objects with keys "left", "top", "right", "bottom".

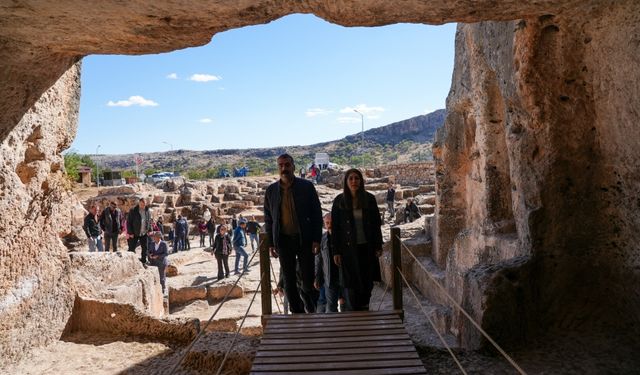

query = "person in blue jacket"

[{"left": 233, "top": 218, "right": 249, "bottom": 274}]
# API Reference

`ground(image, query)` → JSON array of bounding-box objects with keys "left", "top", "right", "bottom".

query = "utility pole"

[
  {"left": 95, "top": 144, "right": 101, "bottom": 187},
  {"left": 353, "top": 109, "right": 364, "bottom": 170}
]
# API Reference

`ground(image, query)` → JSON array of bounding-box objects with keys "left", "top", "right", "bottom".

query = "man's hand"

[
  {"left": 269, "top": 246, "right": 279, "bottom": 258},
  {"left": 333, "top": 255, "right": 342, "bottom": 267},
  {"left": 314, "top": 280, "right": 320, "bottom": 290},
  {"left": 312, "top": 241, "right": 320, "bottom": 255}
]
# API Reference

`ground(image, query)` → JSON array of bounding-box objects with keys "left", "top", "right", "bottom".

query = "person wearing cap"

[
  {"left": 263, "top": 153, "right": 322, "bottom": 314},
  {"left": 233, "top": 218, "right": 249, "bottom": 274},
  {"left": 148, "top": 231, "right": 169, "bottom": 293}
]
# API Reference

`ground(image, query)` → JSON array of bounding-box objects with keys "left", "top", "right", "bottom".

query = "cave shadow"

[{"left": 191, "top": 275, "right": 219, "bottom": 286}]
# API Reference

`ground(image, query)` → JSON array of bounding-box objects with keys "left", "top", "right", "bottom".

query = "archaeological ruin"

[{"left": 1, "top": 0, "right": 639, "bottom": 372}]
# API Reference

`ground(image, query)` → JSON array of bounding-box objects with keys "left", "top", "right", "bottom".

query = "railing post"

[
  {"left": 391, "top": 226, "right": 403, "bottom": 320},
  {"left": 259, "top": 233, "right": 272, "bottom": 325}
]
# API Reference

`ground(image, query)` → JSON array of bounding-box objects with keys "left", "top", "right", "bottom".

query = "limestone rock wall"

[
  {"left": 0, "top": 63, "right": 81, "bottom": 363},
  {"left": 433, "top": 3, "right": 640, "bottom": 348}
]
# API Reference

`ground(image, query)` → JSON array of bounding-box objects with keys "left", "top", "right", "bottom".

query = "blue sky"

[{"left": 73, "top": 14, "right": 456, "bottom": 155}]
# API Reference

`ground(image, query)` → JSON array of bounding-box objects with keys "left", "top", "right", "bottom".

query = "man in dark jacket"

[
  {"left": 206, "top": 217, "right": 216, "bottom": 247},
  {"left": 385, "top": 182, "right": 396, "bottom": 221},
  {"left": 100, "top": 201, "right": 122, "bottom": 252},
  {"left": 264, "top": 153, "right": 322, "bottom": 314},
  {"left": 84, "top": 204, "right": 103, "bottom": 252},
  {"left": 404, "top": 198, "right": 421, "bottom": 223},
  {"left": 245, "top": 216, "right": 260, "bottom": 252},
  {"left": 127, "top": 197, "right": 152, "bottom": 263}
]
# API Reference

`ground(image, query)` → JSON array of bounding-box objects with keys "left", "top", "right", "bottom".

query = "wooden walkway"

[{"left": 250, "top": 310, "right": 427, "bottom": 374}]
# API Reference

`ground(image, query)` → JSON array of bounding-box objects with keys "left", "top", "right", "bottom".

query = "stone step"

[{"left": 411, "top": 256, "right": 448, "bottom": 307}]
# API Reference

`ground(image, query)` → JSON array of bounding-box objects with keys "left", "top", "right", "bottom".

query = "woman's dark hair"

[{"left": 342, "top": 168, "right": 367, "bottom": 209}]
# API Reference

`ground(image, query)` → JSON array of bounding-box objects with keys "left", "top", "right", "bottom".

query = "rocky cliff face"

[
  {"left": 433, "top": 3, "right": 640, "bottom": 348},
  {"left": 0, "top": 63, "right": 81, "bottom": 363}
]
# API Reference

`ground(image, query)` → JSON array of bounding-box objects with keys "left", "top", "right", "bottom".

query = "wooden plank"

[
  {"left": 251, "top": 367, "right": 427, "bottom": 375},
  {"left": 257, "top": 339, "right": 414, "bottom": 351},
  {"left": 265, "top": 318, "right": 400, "bottom": 329},
  {"left": 263, "top": 328, "right": 407, "bottom": 339},
  {"left": 252, "top": 310, "right": 426, "bottom": 374},
  {"left": 251, "top": 359, "right": 425, "bottom": 372},
  {"left": 254, "top": 345, "right": 416, "bottom": 358},
  {"left": 253, "top": 351, "right": 420, "bottom": 364},
  {"left": 260, "top": 333, "right": 408, "bottom": 345},
  {"left": 264, "top": 324, "right": 404, "bottom": 335},
  {"left": 266, "top": 315, "right": 402, "bottom": 325},
  {"left": 265, "top": 310, "right": 401, "bottom": 320}
]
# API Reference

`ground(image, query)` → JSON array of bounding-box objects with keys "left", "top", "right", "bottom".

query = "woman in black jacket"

[
  {"left": 213, "top": 224, "right": 232, "bottom": 280},
  {"left": 331, "top": 168, "right": 383, "bottom": 311}
]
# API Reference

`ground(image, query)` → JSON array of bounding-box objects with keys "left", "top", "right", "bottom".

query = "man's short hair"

[
  {"left": 277, "top": 153, "right": 294, "bottom": 164},
  {"left": 138, "top": 197, "right": 146, "bottom": 203}
]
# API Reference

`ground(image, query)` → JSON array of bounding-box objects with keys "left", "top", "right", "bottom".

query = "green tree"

[{"left": 63, "top": 150, "right": 96, "bottom": 182}]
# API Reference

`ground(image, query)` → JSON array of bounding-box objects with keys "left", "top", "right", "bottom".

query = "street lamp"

[
  {"left": 95, "top": 144, "right": 101, "bottom": 187},
  {"left": 162, "top": 141, "right": 174, "bottom": 175},
  {"left": 353, "top": 109, "right": 365, "bottom": 169}
]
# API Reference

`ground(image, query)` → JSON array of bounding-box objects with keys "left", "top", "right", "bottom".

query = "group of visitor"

[{"left": 264, "top": 153, "right": 383, "bottom": 313}]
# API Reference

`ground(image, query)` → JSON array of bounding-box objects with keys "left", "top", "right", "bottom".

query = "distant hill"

[
  {"left": 343, "top": 108, "right": 445, "bottom": 145},
  {"left": 95, "top": 109, "right": 446, "bottom": 178}
]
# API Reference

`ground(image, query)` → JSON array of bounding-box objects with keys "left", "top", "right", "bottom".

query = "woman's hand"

[{"left": 333, "top": 255, "right": 342, "bottom": 267}]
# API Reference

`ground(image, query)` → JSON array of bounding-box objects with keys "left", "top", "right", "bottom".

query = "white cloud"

[
  {"left": 199, "top": 118, "right": 213, "bottom": 123},
  {"left": 107, "top": 95, "right": 158, "bottom": 107},
  {"left": 166, "top": 73, "right": 178, "bottom": 79},
  {"left": 339, "top": 104, "right": 385, "bottom": 118},
  {"left": 337, "top": 117, "right": 360, "bottom": 124},
  {"left": 305, "top": 108, "right": 333, "bottom": 117},
  {"left": 189, "top": 74, "right": 222, "bottom": 82}
]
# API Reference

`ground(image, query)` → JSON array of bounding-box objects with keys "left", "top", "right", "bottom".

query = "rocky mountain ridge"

[{"left": 95, "top": 109, "right": 445, "bottom": 173}]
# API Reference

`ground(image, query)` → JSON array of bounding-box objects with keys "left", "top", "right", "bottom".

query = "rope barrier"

[
  {"left": 376, "top": 281, "right": 390, "bottom": 311},
  {"left": 268, "top": 257, "right": 282, "bottom": 314},
  {"left": 398, "top": 267, "right": 467, "bottom": 374},
  {"left": 215, "top": 272, "right": 264, "bottom": 375},
  {"left": 395, "top": 235, "right": 527, "bottom": 375},
  {"left": 168, "top": 239, "right": 263, "bottom": 374}
]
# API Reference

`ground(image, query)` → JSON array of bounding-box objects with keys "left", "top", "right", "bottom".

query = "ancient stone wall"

[
  {"left": 376, "top": 162, "right": 435, "bottom": 186},
  {"left": 0, "top": 63, "right": 81, "bottom": 363},
  {"left": 433, "top": 2, "right": 640, "bottom": 348}
]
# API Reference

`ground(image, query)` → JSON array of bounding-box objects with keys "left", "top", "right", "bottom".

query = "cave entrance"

[{"left": 70, "top": 14, "right": 454, "bottom": 181}]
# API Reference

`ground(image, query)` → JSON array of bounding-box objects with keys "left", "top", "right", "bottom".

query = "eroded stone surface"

[{"left": 433, "top": 3, "right": 640, "bottom": 349}]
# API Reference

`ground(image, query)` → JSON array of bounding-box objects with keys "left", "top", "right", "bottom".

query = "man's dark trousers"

[
  {"left": 128, "top": 234, "right": 149, "bottom": 263},
  {"left": 278, "top": 233, "right": 318, "bottom": 313}
]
